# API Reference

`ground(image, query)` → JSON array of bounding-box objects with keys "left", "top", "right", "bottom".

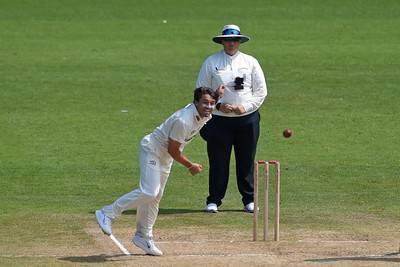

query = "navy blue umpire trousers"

[{"left": 201, "top": 110, "right": 260, "bottom": 207}]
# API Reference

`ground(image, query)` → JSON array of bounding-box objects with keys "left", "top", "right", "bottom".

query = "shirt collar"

[
  {"left": 223, "top": 50, "right": 240, "bottom": 59},
  {"left": 190, "top": 103, "right": 211, "bottom": 124}
]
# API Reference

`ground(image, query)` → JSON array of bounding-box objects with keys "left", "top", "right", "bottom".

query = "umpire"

[{"left": 196, "top": 24, "right": 268, "bottom": 213}]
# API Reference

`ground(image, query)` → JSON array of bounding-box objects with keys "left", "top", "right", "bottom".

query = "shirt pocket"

[{"left": 238, "top": 68, "right": 252, "bottom": 88}]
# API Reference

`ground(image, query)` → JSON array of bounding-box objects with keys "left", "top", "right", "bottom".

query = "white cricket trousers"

[{"left": 102, "top": 136, "right": 173, "bottom": 238}]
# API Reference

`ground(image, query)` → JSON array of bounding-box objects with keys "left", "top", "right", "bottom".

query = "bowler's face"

[
  {"left": 196, "top": 94, "right": 216, "bottom": 118},
  {"left": 222, "top": 38, "right": 240, "bottom": 56}
]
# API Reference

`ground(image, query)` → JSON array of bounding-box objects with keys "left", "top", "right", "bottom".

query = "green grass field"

[{"left": 1, "top": 0, "right": 399, "bottom": 265}]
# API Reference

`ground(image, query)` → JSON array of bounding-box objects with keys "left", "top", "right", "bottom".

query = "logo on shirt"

[
  {"left": 185, "top": 135, "right": 196, "bottom": 142},
  {"left": 149, "top": 160, "right": 157, "bottom": 166},
  {"left": 185, "top": 130, "right": 197, "bottom": 142}
]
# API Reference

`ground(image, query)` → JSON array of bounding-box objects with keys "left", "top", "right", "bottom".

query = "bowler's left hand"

[{"left": 189, "top": 163, "right": 203, "bottom": 176}]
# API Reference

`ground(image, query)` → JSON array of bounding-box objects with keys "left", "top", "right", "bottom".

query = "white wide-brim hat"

[{"left": 212, "top": 24, "right": 250, "bottom": 44}]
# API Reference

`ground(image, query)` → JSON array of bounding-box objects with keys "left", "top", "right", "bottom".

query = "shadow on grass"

[
  {"left": 159, "top": 208, "right": 246, "bottom": 214},
  {"left": 125, "top": 209, "right": 205, "bottom": 215},
  {"left": 90, "top": 209, "right": 248, "bottom": 216},
  {"left": 59, "top": 254, "right": 137, "bottom": 263},
  {"left": 305, "top": 252, "right": 400, "bottom": 264}
]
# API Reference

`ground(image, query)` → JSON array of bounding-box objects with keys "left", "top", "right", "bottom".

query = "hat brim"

[{"left": 212, "top": 35, "right": 250, "bottom": 44}]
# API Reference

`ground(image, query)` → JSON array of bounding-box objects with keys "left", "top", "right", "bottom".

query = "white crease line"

[
  {"left": 1, "top": 252, "right": 398, "bottom": 259},
  {"left": 0, "top": 253, "right": 273, "bottom": 258}
]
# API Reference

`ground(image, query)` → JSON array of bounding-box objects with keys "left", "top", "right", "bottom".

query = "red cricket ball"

[{"left": 283, "top": 129, "right": 292, "bottom": 138}]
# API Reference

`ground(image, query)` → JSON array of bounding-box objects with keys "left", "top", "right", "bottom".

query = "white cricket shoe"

[
  {"left": 205, "top": 203, "right": 218, "bottom": 213},
  {"left": 244, "top": 202, "right": 256, "bottom": 213},
  {"left": 133, "top": 235, "right": 163, "bottom": 256},
  {"left": 95, "top": 209, "right": 112, "bottom": 235}
]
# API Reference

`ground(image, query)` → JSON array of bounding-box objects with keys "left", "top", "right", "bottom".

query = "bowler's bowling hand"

[{"left": 216, "top": 85, "right": 225, "bottom": 99}]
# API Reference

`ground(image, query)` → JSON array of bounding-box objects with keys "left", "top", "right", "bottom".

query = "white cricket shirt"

[
  {"left": 146, "top": 103, "right": 210, "bottom": 156},
  {"left": 196, "top": 50, "right": 267, "bottom": 117}
]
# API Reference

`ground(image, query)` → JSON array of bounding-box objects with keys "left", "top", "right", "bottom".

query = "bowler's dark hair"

[{"left": 193, "top": 87, "right": 218, "bottom": 103}]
